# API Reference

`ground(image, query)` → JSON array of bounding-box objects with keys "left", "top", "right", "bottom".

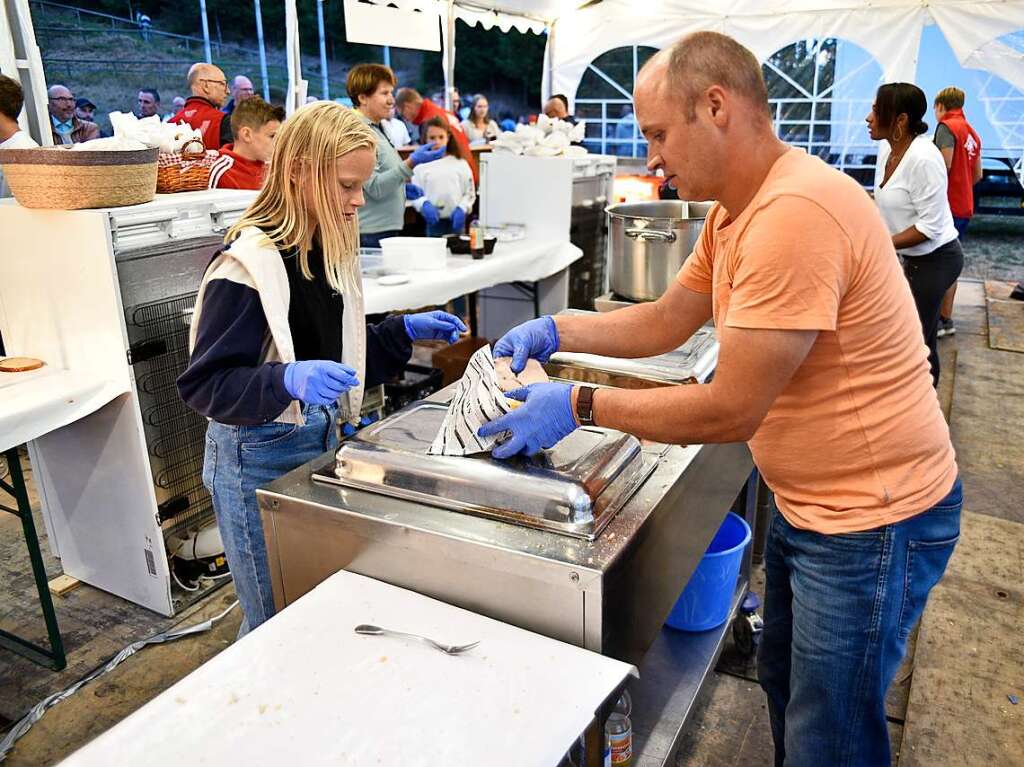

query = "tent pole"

[
  {"left": 198, "top": 0, "right": 212, "bottom": 63},
  {"left": 253, "top": 0, "right": 270, "bottom": 100},
  {"left": 444, "top": 0, "right": 455, "bottom": 111},
  {"left": 317, "top": 0, "right": 329, "bottom": 99}
]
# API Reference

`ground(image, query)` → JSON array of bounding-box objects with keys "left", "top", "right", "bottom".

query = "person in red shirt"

[
  {"left": 395, "top": 87, "right": 477, "bottom": 184},
  {"left": 170, "top": 63, "right": 232, "bottom": 150},
  {"left": 933, "top": 86, "right": 982, "bottom": 336},
  {"left": 208, "top": 97, "right": 284, "bottom": 190}
]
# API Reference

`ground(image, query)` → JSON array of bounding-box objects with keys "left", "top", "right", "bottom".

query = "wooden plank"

[{"left": 48, "top": 574, "right": 81, "bottom": 597}]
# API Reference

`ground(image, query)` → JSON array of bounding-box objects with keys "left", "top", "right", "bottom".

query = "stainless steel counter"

[{"left": 258, "top": 407, "right": 752, "bottom": 666}]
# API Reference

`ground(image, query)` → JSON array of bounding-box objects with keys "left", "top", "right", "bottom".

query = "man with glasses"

[
  {"left": 169, "top": 63, "right": 232, "bottom": 150},
  {"left": 222, "top": 75, "right": 255, "bottom": 118},
  {"left": 48, "top": 84, "right": 99, "bottom": 145}
]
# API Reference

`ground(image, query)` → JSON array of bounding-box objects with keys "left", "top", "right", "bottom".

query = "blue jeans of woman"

[
  {"left": 203, "top": 403, "right": 339, "bottom": 636},
  {"left": 758, "top": 477, "right": 962, "bottom": 766}
]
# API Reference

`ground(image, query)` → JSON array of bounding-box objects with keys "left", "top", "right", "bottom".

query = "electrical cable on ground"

[{"left": 0, "top": 599, "right": 239, "bottom": 761}]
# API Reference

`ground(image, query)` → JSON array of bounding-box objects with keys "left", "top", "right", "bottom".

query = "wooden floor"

[{"left": 1, "top": 279, "right": 1022, "bottom": 765}]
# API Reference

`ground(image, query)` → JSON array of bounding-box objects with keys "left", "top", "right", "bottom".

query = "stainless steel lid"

[
  {"left": 312, "top": 401, "right": 654, "bottom": 540},
  {"left": 605, "top": 200, "right": 715, "bottom": 220}
]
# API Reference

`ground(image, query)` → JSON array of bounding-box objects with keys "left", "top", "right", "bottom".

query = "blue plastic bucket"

[{"left": 666, "top": 512, "right": 751, "bottom": 632}]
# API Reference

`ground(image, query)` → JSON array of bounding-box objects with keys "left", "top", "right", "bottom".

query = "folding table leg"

[{"left": 0, "top": 447, "right": 67, "bottom": 671}]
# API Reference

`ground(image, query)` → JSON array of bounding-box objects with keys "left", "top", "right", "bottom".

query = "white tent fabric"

[{"left": 547, "top": 1, "right": 1024, "bottom": 104}]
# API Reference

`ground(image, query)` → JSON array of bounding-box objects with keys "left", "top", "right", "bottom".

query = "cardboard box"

[{"left": 432, "top": 336, "right": 490, "bottom": 386}]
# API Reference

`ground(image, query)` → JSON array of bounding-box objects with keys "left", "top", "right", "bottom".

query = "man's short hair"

[
  {"left": 934, "top": 87, "right": 965, "bottom": 110},
  {"left": 0, "top": 74, "right": 24, "bottom": 122},
  {"left": 139, "top": 88, "right": 160, "bottom": 103},
  {"left": 550, "top": 94, "right": 569, "bottom": 111},
  {"left": 346, "top": 64, "right": 395, "bottom": 106},
  {"left": 230, "top": 96, "right": 285, "bottom": 135},
  {"left": 665, "top": 31, "right": 770, "bottom": 121},
  {"left": 395, "top": 87, "right": 422, "bottom": 111}
]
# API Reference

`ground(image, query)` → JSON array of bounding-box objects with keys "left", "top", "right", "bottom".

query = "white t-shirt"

[
  {"left": 411, "top": 154, "right": 476, "bottom": 218},
  {"left": 0, "top": 130, "right": 39, "bottom": 198},
  {"left": 381, "top": 118, "right": 412, "bottom": 148},
  {"left": 873, "top": 134, "right": 958, "bottom": 256}
]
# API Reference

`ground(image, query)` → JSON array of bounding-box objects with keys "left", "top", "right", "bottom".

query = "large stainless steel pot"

[{"left": 606, "top": 200, "right": 714, "bottom": 302}]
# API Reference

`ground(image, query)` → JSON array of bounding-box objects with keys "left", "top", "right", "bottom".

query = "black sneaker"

[{"left": 937, "top": 318, "right": 955, "bottom": 337}]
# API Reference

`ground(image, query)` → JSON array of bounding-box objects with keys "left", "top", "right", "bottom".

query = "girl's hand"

[
  {"left": 421, "top": 201, "right": 441, "bottom": 226},
  {"left": 403, "top": 311, "right": 467, "bottom": 344},
  {"left": 451, "top": 207, "right": 466, "bottom": 232}
]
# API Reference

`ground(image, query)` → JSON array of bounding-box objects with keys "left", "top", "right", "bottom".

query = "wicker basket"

[
  {"left": 0, "top": 146, "right": 158, "bottom": 209},
  {"left": 156, "top": 139, "right": 218, "bottom": 193}
]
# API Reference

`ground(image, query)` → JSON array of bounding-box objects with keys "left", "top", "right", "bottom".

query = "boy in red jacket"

[{"left": 208, "top": 97, "right": 285, "bottom": 190}]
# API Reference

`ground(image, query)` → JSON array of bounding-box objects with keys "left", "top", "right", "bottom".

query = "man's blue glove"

[
  {"left": 478, "top": 383, "right": 578, "bottom": 459},
  {"left": 451, "top": 207, "right": 466, "bottom": 233},
  {"left": 283, "top": 360, "right": 360, "bottom": 406},
  {"left": 405, "top": 183, "right": 424, "bottom": 201},
  {"left": 409, "top": 143, "right": 445, "bottom": 167},
  {"left": 403, "top": 310, "right": 467, "bottom": 344},
  {"left": 492, "top": 316, "right": 560, "bottom": 373},
  {"left": 421, "top": 201, "right": 441, "bottom": 226}
]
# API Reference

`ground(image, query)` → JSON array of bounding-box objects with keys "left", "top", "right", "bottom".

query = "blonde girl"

[{"left": 178, "top": 102, "right": 465, "bottom": 634}]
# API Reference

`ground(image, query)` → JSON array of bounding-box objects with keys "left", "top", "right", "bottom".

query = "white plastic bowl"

[{"left": 379, "top": 236, "right": 447, "bottom": 271}]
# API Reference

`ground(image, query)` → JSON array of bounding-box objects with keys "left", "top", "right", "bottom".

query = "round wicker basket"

[{"left": 0, "top": 146, "right": 159, "bottom": 209}]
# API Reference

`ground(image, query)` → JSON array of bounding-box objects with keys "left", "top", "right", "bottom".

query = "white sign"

[{"left": 343, "top": 0, "right": 441, "bottom": 52}]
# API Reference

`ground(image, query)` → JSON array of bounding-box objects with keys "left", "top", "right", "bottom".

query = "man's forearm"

[
  {"left": 579, "top": 382, "right": 753, "bottom": 444},
  {"left": 552, "top": 285, "right": 711, "bottom": 359}
]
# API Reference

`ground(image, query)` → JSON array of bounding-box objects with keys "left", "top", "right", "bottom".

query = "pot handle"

[{"left": 625, "top": 228, "right": 677, "bottom": 243}]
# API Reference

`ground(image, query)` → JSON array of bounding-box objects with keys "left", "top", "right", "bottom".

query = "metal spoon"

[{"left": 354, "top": 624, "right": 480, "bottom": 655}]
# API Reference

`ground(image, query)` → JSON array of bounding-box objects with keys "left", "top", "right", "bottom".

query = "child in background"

[
  {"left": 208, "top": 96, "right": 285, "bottom": 190},
  {"left": 411, "top": 116, "right": 476, "bottom": 237}
]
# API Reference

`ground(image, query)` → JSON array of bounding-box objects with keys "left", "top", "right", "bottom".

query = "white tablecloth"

[
  {"left": 58, "top": 571, "right": 636, "bottom": 767},
  {"left": 364, "top": 238, "right": 583, "bottom": 314},
  {"left": 0, "top": 366, "right": 126, "bottom": 453}
]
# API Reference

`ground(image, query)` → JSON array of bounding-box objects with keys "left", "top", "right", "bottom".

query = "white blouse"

[
  {"left": 460, "top": 118, "right": 500, "bottom": 145},
  {"left": 873, "top": 135, "right": 959, "bottom": 256}
]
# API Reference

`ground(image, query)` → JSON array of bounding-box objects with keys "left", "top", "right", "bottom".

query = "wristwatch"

[{"left": 575, "top": 386, "right": 596, "bottom": 426}]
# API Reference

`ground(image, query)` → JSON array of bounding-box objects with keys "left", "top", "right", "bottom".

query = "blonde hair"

[
  {"left": 227, "top": 101, "right": 377, "bottom": 293},
  {"left": 934, "top": 87, "right": 965, "bottom": 110}
]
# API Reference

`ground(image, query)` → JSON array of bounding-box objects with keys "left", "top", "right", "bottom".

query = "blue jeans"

[
  {"left": 359, "top": 230, "right": 401, "bottom": 249},
  {"left": 952, "top": 216, "right": 970, "bottom": 240},
  {"left": 202, "top": 404, "right": 339, "bottom": 636},
  {"left": 758, "top": 477, "right": 962, "bottom": 766},
  {"left": 426, "top": 218, "right": 458, "bottom": 238}
]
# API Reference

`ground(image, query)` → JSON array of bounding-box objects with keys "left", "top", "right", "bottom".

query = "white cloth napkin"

[{"left": 428, "top": 344, "right": 512, "bottom": 456}]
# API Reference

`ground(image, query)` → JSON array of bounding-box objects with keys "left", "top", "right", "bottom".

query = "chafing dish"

[{"left": 312, "top": 401, "right": 656, "bottom": 540}]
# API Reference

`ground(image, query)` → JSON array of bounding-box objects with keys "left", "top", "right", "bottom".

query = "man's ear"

[{"left": 238, "top": 125, "right": 253, "bottom": 144}]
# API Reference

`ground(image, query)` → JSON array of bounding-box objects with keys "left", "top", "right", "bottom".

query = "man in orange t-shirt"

[{"left": 481, "top": 33, "right": 960, "bottom": 765}]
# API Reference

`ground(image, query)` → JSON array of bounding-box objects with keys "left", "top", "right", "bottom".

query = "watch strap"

[{"left": 576, "top": 386, "right": 596, "bottom": 426}]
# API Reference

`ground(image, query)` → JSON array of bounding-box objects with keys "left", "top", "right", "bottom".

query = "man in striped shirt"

[{"left": 208, "top": 97, "right": 284, "bottom": 190}]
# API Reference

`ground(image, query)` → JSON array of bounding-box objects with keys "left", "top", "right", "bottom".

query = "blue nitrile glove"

[
  {"left": 451, "top": 207, "right": 466, "bottom": 233},
  {"left": 405, "top": 183, "right": 424, "bottom": 201},
  {"left": 478, "top": 383, "right": 578, "bottom": 459},
  {"left": 409, "top": 143, "right": 445, "bottom": 167},
  {"left": 421, "top": 201, "right": 441, "bottom": 226},
  {"left": 492, "top": 315, "right": 560, "bottom": 373},
  {"left": 283, "top": 360, "right": 360, "bottom": 406},
  {"left": 403, "top": 310, "right": 467, "bottom": 344}
]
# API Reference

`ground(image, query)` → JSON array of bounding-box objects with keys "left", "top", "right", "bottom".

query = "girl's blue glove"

[
  {"left": 477, "top": 383, "right": 578, "bottom": 459},
  {"left": 421, "top": 201, "right": 441, "bottom": 226},
  {"left": 283, "top": 361, "right": 360, "bottom": 406},
  {"left": 451, "top": 207, "right": 466, "bottom": 233},
  {"left": 403, "top": 310, "right": 467, "bottom": 344},
  {"left": 410, "top": 144, "right": 445, "bottom": 167}
]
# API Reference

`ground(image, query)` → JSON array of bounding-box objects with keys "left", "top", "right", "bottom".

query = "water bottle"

[{"left": 604, "top": 689, "right": 632, "bottom": 765}]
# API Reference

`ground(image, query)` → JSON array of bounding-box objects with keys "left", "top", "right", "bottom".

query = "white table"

[
  {"left": 364, "top": 238, "right": 582, "bottom": 314},
  {"left": 59, "top": 570, "right": 636, "bottom": 767},
  {"left": 0, "top": 364, "right": 125, "bottom": 670}
]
